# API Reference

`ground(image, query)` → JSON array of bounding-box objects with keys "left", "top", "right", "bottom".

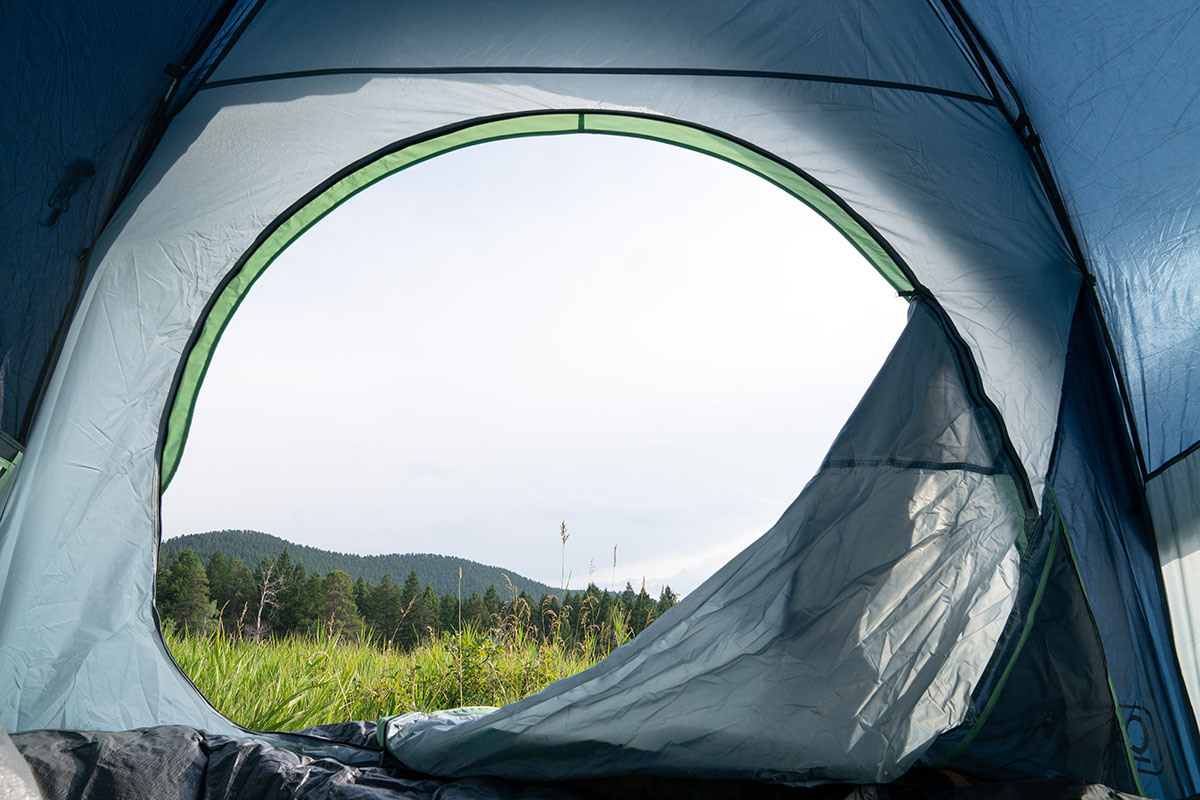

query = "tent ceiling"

[
  {"left": 960, "top": 3, "right": 1200, "bottom": 475},
  {"left": 0, "top": 0, "right": 225, "bottom": 444}
]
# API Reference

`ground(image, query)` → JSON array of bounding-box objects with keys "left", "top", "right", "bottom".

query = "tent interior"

[{"left": 2, "top": 2, "right": 1198, "bottom": 798}]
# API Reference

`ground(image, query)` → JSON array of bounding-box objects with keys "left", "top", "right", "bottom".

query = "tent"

[{"left": 2, "top": 1, "right": 1198, "bottom": 797}]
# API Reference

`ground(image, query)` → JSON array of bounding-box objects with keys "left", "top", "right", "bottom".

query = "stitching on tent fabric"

[{"left": 199, "top": 66, "right": 998, "bottom": 106}]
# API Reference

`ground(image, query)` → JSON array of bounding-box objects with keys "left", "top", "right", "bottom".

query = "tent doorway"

[{"left": 156, "top": 114, "right": 908, "bottom": 728}]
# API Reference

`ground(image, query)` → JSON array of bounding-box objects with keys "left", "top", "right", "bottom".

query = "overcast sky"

[{"left": 162, "top": 133, "right": 908, "bottom": 596}]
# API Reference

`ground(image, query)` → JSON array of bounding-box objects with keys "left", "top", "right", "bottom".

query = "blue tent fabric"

[
  {"left": 0, "top": 0, "right": 227, "bottom": 442},
  {"left": 0, "top": 0, "right": 1079, "bottom": 741},
  {"left": 958, "top": 3, "right": 1200, "bottom": 474},
  {"left": 1047, "top": 296, "right": 1200, "bottom": 799}
]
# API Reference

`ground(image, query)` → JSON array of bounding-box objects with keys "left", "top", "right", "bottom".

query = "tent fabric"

[
  {"left": 1047, "top": 298, "right": 1200, "bottom": 799},
  {"left": 922, "top": 502, "right": 1136, "bottom": 792},
  {"left": 194, "top": 0, "right": 1080, "bottom": 509},
  {"left": 0, "top": 1, "right": 1198, "bottom": 797},
  {"left": 0, "top": 0, "right": 1078, "bottom": 739},
  {"left": 158, "top": 111, "right": 916, "bottom": 491},
  {"left": 957, "top": 3, "right": 1200, "bottom": 476},
  {"left": 7, "top": 725, "right": 1151, "bottom": 800},
  {"left": 0, "top": 0, "right": 227, "bottom": 444},
  {"left": 382, "top": 302, "right": 1025, "bottom": 784},
  {"left": 955, "top": 1, "right": 1200, "bottom": 752},
  {"left": 1148, "top": 452, "right": 1200, "bottom": 740}
]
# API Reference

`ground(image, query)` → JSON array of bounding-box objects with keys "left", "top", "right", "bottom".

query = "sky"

[{"left": 162, "top": 133, "right": 908, "bottom": 596}]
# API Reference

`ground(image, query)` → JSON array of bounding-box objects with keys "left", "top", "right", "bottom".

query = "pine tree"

[
  {"left": 620, "top": 582, "right": 636, "bottom": 610},
  {"left": 631, "top": 583, "right": 655, "bottom": 634},
  {"left": 205, "top": 550, "right": 230, "bottom": 611},
  {"left": 297, "top": 571, "right": 324, "bottom": 633},
  {"left": 223, "top": 557, "right": 257, "bottom": 634},
  {"left": 160, "top": 550, "right": 216, "bottom": 633},
  {"left": 366, "top": 574, "right": 402, "bottom": 643},
  {"left": 321, "top": 570, "right": 361, "bottom": 637},
  {"left": 482, "top": 584, "right": 501, "bottom": 621},
  {"left": 439, "top": 593, "right": 459, "bottom": 633},
  {"left": 417, "top": 585, "right": 440, "bottom": 639},
  {"left": 657, "top": 586, "right": 677, "bottom": 615},
  {"left": 273, "top": 549, "right": 309, "bottom": 634},
  {"left": 353, "top": 576, "right": 369, "bottom": 618},
  {"left": 206, "top": 550, "right": 256, "bottom": 632},
  {"left": 462, "top": 591, "right": 486, "bottom": 630}
]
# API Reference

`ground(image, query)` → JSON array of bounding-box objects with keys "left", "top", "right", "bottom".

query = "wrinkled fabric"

[
  {"left": 383, "top": 303, "right": 1024, "bottom": 784},
  {"left": 1048, "top": 298, "right": 1200, "bottom": 798},
  {"left": 958, "top": 6, "right": 1200, "bottom": 787},
  {"left": 0, "top": 0, "right": 224, "bottom": 441},
  {"left": 11, "top": 725, "right": 1150, "bottom": 800},
  {"left": 1, "top": 0, "right": 1071, "bottom": 739},
  {"left": 959, "top": 3, "right": 1200, "bottom": 475},
  {"left": 1148, "top": 448, "right": 1200, "bottom": 775}
]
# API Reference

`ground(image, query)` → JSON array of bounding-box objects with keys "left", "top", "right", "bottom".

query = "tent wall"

[
  {"left": 1048, "top": 296, "right": 1200, "bottom": 798},
  {"left": 2, "top": 0, "right": 1190, "bottom": 794},
  {"left": 158, "top": 111, "right": 916, "bottom": 491},
  {"left": 959, "top": 1, "right": 1200, "bottom": 748},
  {"left": 957, "top": 3, "right": 1200, "bottom": 477},
  {"left": 923, "top": 500, "right": 1137, "bottom": 793},
  {"left": 2, "top": 0, "right": 1073, "bottom": 738},
  {"left": 0, "top": 0, "right": 227, "bottom": 447},
  {"left": 1149, "top": 454, "right": 1200, "bottom": 746},
  {"left": 384, "top": 301, "right": 1026, "bottom": 783},
  {"left": 194, "top": 0, "right": 1082, "bottom": 509}
]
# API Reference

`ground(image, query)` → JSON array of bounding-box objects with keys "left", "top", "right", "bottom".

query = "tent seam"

[
  {"left": 1051, "top": 486, "right": 1147, "bottom": 796},
  {"left": 198, "top": 66, "right": 997, "bottom": 106},
  {"left": 934, "top": 512, "right": 1061, "bottom": 766}
]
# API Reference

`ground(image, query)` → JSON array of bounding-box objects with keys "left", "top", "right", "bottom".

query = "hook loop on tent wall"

[
  {"left": 1013, "top": 113, "right": 1041, "bottom": 150},
  {"left": 39, "top": 160, "right": 96, "bottom": 228}
]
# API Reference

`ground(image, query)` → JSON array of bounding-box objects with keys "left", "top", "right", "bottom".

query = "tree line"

[
  {"left": 161, "top": 530, "right": 557, "bottom": 598},
  {"left": 157, "top": 547, "right": 678, "bottom": 651}
]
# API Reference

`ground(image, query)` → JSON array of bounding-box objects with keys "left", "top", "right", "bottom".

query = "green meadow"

[
  {"left": 161, "top": 538, "right": 677, "bottom": 729},
  {"left": 165, "top": 595, "right": 651, "bottom": 731},
  {"left": 167, "top": 623, "right": 601, "bottom": 730}
]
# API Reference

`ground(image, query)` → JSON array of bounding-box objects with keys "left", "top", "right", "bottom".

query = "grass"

[{"left": 166, "top": 619, "right": 605, "bottom": 731}]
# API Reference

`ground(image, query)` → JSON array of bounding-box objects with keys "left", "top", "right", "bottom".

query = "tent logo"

[{"left": 1123, "top": 704, "right": 1164, "bottom": 777}]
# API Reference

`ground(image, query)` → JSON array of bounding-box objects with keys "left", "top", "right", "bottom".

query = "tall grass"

[{"left": 166, "top": 595, "right": 626, "bottom": 731}]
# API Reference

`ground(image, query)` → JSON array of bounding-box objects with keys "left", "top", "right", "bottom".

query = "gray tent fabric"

[
  {"left": 1149, "top": 452, "right": 1200, "bottom": 709},
  {"left": 199, "top": 0, "right": 1079, "bottom": 508},
  {"left": 382, "top": 302, "right": 1024, "bottom": 784}
]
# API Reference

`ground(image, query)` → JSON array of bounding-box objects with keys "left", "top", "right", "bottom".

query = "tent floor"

[{"left": 8, "top": 724, "right": 1143, "bottom": 800}]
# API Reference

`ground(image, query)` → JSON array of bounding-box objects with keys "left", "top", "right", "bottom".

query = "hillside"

[{"left": 161, "top": 530, "right": 559, "bottom": 599}]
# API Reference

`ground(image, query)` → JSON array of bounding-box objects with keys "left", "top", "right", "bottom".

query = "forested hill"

[{"left": 161, "top": 530, "right": 557, "bottom": 598}]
